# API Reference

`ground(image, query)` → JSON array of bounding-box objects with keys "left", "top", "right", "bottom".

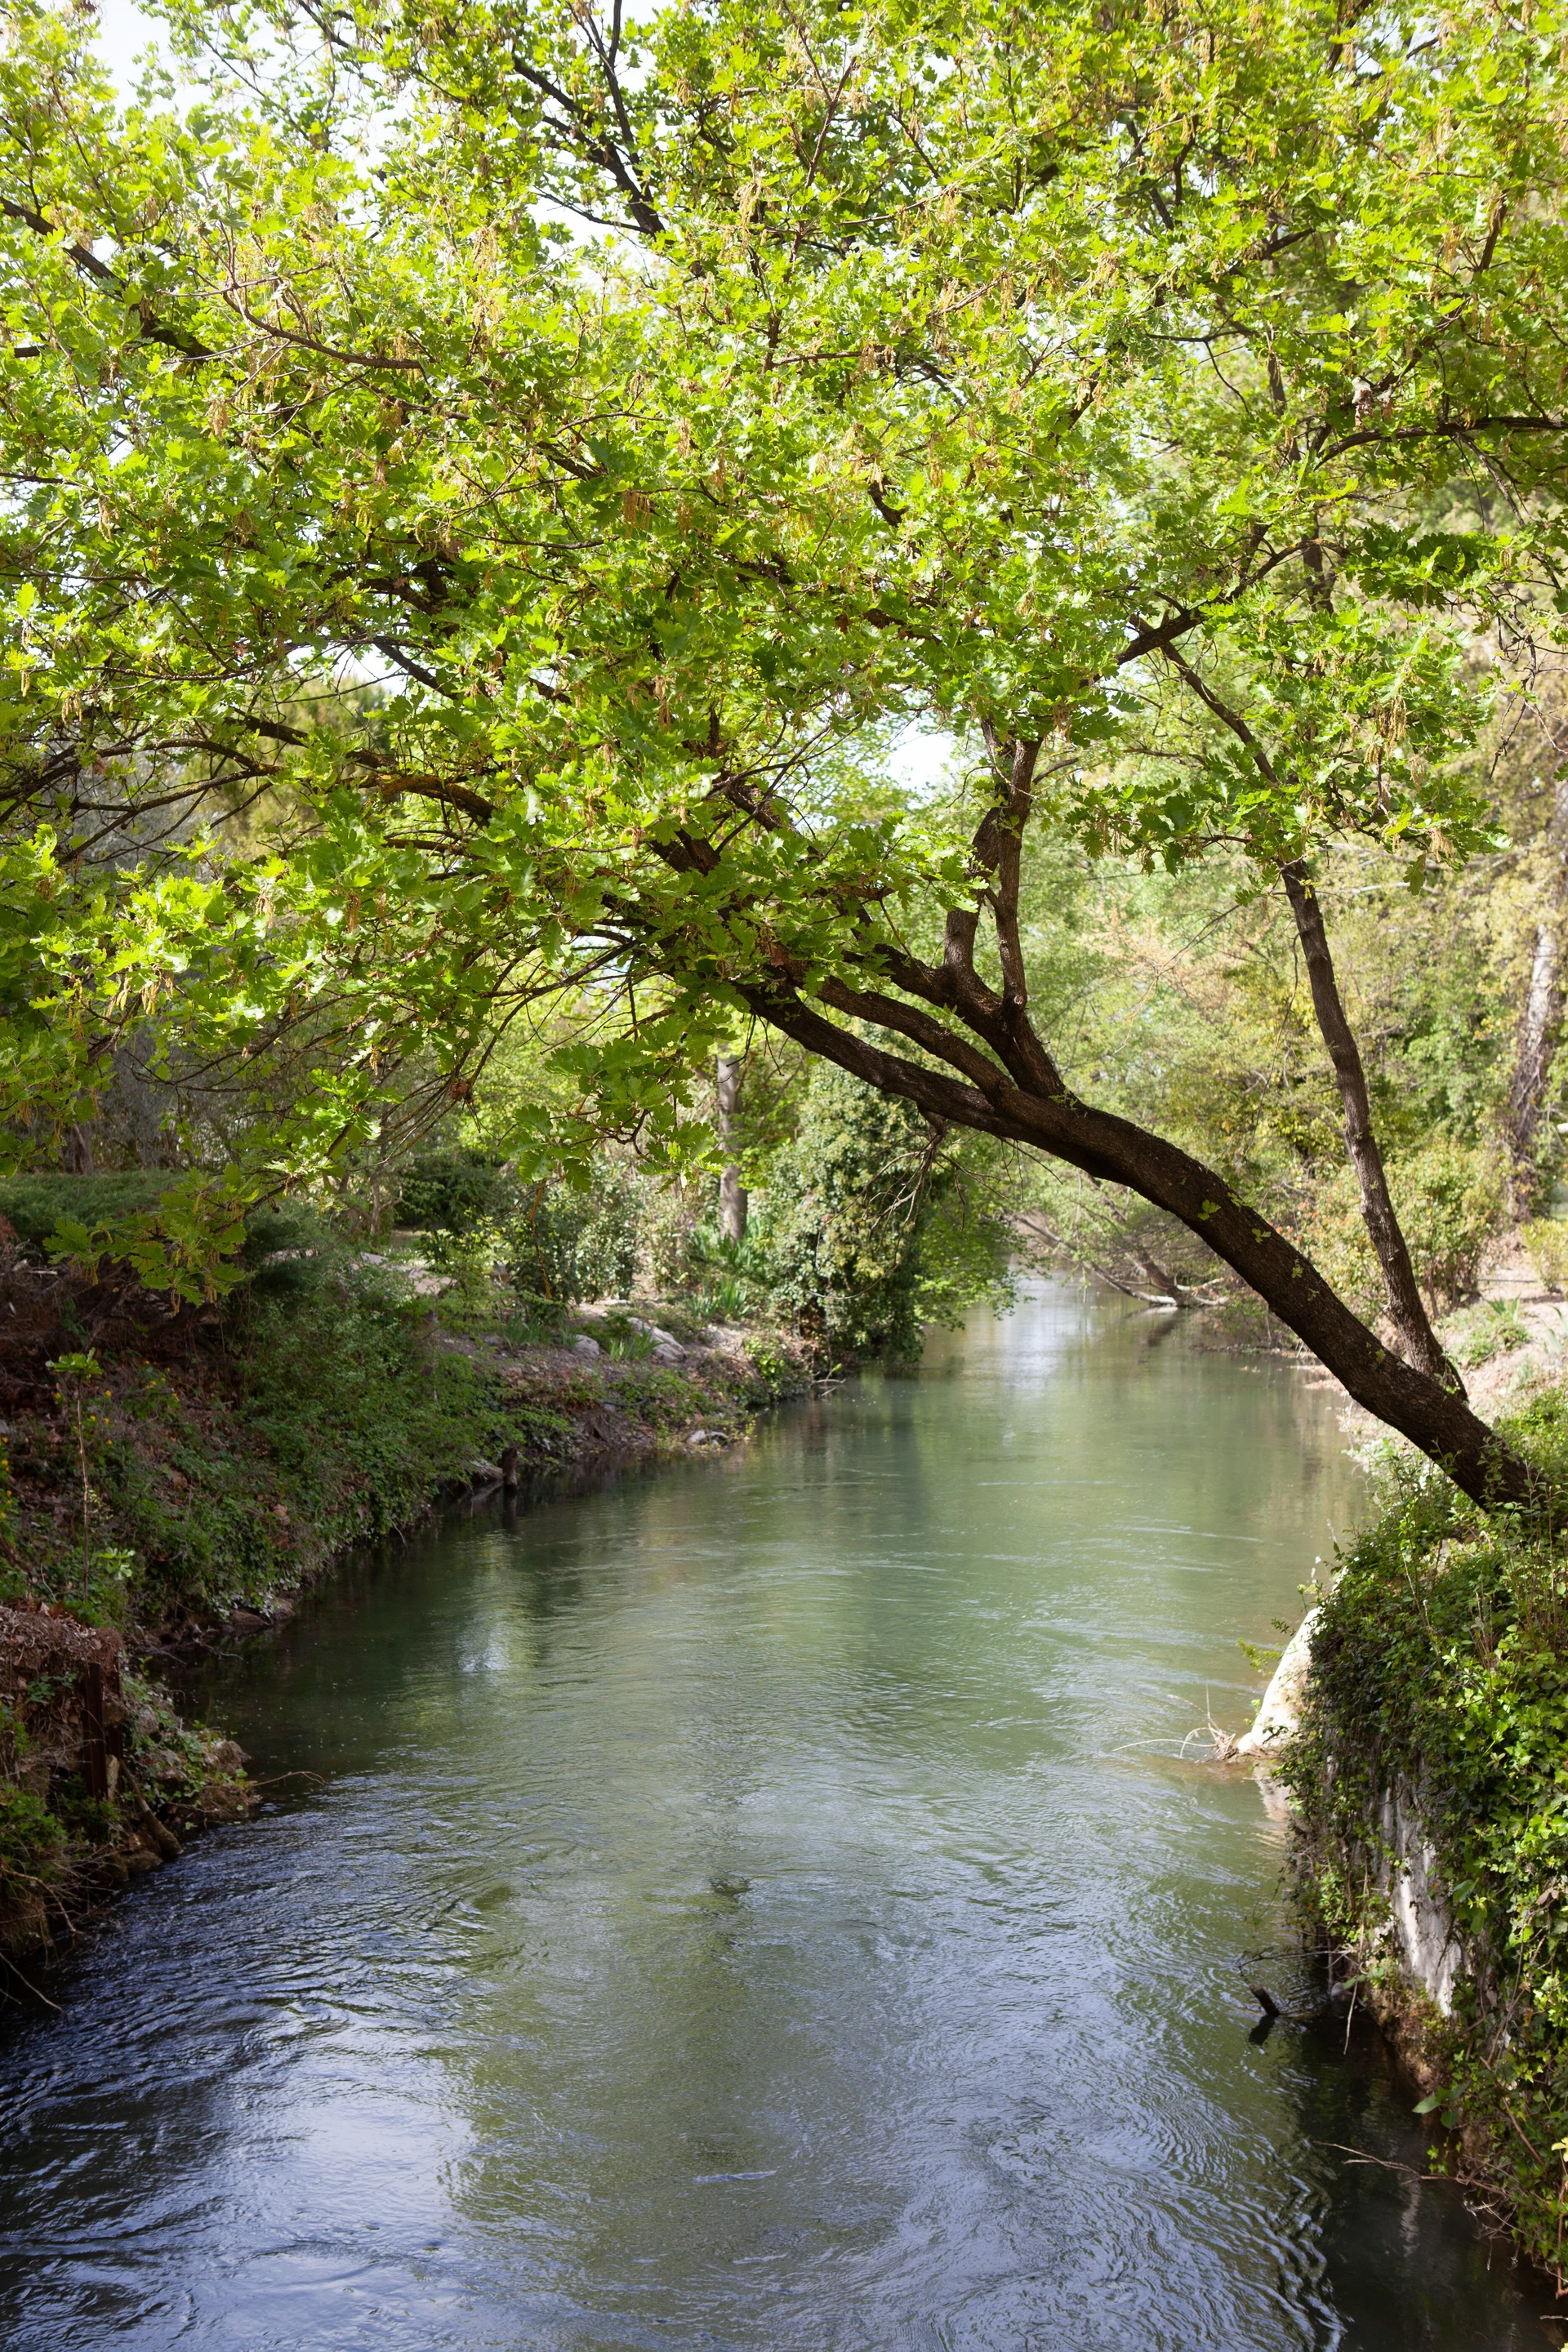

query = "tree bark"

[
  {"left": 1507, "top": 773, "right": 1568, "bottom": 1217},
  {"left": 715, "top": 1054, "right": 747, "bottom": 1243},
  {"left": 1280, "top": 861, "right": 1461, "bottom": 1392}
]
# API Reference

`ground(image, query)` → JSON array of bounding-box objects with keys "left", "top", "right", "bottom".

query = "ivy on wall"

[{"left": 1285, "top": 1396, "right": 1568, "bottom": 2283}]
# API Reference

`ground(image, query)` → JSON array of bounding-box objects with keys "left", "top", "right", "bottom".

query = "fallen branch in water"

[{"left": 1311, "top": 2140, "right": 1449, "bottom": 2183}]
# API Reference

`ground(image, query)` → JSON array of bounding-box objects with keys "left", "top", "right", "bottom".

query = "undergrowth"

[{"left": 4, "top": 1250, "right": 789, "bottom": 1628}]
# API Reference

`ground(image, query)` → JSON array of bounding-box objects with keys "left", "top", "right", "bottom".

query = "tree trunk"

[
  {"left": 1280, "top": 861, "right": 1461, "bottom": 1392},
  {"left": 715, "top": 1054, "right": 747, "bottom": 1243},
  {"left": 1507, "top": 774, "right": 1568, "bottom": 1217},
  {"left": 740, "top": 983, "right": 1538, "bottom": 1513}
]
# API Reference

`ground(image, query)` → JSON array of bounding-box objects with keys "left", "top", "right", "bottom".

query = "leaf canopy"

[{"left": 1, "top": 0, "right": 1566, "bottom": 1238}]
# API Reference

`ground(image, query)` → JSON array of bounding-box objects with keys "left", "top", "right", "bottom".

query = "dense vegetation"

[{"left": 1286, "top": 1403, "right": 1568, "bottom": 2283}]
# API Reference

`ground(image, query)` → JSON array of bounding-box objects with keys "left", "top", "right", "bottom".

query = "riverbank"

[
  {"left": 0, "top": 1238, "right": 809, "bottom": 1984},
  {"left": 1279, "top": 1381, "right": 1568, "bottom": 2305}
]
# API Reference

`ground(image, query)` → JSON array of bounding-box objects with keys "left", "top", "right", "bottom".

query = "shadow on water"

[{"left": 0, "top": 1282, "right": 1558, "bottom": 2351}]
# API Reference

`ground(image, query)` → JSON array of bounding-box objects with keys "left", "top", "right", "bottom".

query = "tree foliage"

[
  {"left": 2, "top": 0, "right": 1568, "bottom": 1492},
  {"left": 760, "top": 1061, "right": 1013, "bottom": 1361}
]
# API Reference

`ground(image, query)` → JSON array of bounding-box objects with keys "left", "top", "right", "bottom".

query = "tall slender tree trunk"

[
  {"left": 1507, "top": 773, "right": 1568, "bottom": 1218},
  {"left": 715, "top": 1054, "right": 747, "bottom": 1243},
  {"left": 1151, "top": 646, "right": 1459, "bottom": 1385},
  {"left": 1280, "top": 862, "right": 1461, "bottom": 1391}
]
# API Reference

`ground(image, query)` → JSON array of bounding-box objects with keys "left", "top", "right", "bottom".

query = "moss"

[{"left": 1285, "top": 1391, "right": 1568, "bottom": 2282}]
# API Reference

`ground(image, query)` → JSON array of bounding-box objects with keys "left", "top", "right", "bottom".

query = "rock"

[
  {"left": 631, "top": 1319, "right": 686, "bottom": 1359},
  {"left": 582, "top": 1307, "right": 687, "bottom": 1360},
  {"left": 1236, "top": 1608, "right": 1319, "bottom": 1757},
  {"left": 572, "top": 1334, "right": 602, "bottom": 1359},
  {"left": 209, "top": 1740, "right": 247, "bottom": 1775},
  {"left": 1379, "top": 1781, "right": 1465, "bottom": 2014}
]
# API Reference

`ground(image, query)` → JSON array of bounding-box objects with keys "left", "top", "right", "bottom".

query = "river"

[{"left": 0, "top": 1284, "right": 1553, "bottom": 2349}]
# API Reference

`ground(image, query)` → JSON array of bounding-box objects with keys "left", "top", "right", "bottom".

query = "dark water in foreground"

[{"left": 0, "top": 1286, "right": 1555, "bottom": 2350}]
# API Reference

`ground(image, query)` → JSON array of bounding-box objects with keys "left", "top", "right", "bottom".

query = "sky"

[{"left": 93, "top": 0, "right": 166, "bottom": 92}]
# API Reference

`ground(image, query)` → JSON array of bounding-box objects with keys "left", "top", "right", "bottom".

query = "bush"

[
  {"left": 631, "top": 1177, "right": 702, "bottom": 1297},
  {"left": 399, "top": 1149, "right": 639, "bottom": 1303},
  {"left": 1444, "top": 1298, "right": 1528, "bottom": 1369},
  {"left": 1396, "top": 1142, "right": 1504, "bottom": 1308},
  {"left": 1521, "top": 1218, "right": 1568, "bottom": 1294},
  {"left": 394, "top": 1149, "right": 511, "bottom": 1236},
  {"left": 0, "top": 1173, "right": 174, "bottom": 1250},
  {"left": 0, "top": 1781, "right": 65, "bottom": 1887}
]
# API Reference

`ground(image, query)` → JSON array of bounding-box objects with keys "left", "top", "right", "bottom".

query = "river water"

[{"left": 0, "top": 1285, "right": 1554, "bottom": 2350}]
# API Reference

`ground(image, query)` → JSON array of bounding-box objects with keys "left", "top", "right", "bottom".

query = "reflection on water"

[{"left": 0, "top": 1285, "right": 1552, "bottom": 2350}]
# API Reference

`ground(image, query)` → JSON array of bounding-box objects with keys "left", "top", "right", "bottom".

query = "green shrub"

[
  {"left": 0, "top": 1172, "right": 174, "bottom": 1250},
  {"left": 1444, "top": 1298, "right": 1528, "bottom": 1369},
  {"left": 1297, "top": 1142, "right": 1503, "bottom": 1318},
  {"left": 1521, "top": 1218, "right": 1568, "bottom": 1294},
  {"left": 393, "top": 1149, "right": 511, "bottom": 1236},
  {"left": 1395, "top": 1142, "right": 1505, "bottom": 1308},
  {"left": 0, "top": 1783, "right": 65, "bottom": 1886},
  {"left": 757, "top": 1064, "right": 1009, "bottom": 1361},
  {"left": 685, "top": 1229, "right": 772, "bottom": 1325},
  {"left": 529, "top": 1164, "right": 641, "bottom": 1301},
  {"left": 402, "top": 1150, "right": 639, "bottom": 1303}
]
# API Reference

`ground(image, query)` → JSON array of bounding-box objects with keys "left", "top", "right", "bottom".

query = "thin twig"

[
  {"left": 1310, "top": 2140, "right": 1448, "bottom": 2180},
  {"left": 0, "top": 1952, "right": 62, "bottom": 2011}
]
